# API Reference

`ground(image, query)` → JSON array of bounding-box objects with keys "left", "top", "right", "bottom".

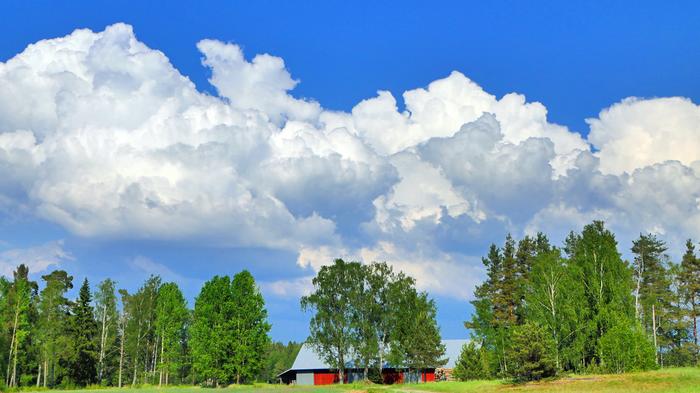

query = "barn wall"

[
  {"left": 313, "top": 372, "right": 339, "bottom": 385},
  {"left": 296, "top": 372, "right": 314, "bottom": 385}
]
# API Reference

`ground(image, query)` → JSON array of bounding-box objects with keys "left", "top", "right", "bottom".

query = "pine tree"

[
  {"left": 37, "top": 270, "right": 73, "bottom": 387},
  {"left": 509, "top": 322, "right": 557, "bottom": 381},
  {"left": 679, "top": 239, "right": 700, "bottom": 363},
  {"left": 631, "top": 234, "right": 672, "bottom": 363},
  {"left": 466, "top": 243, "right": 506, "bottom": 376},
  {"left": 453, "top": 342, "right": 489, "bottom": 381},
  {"left": 69, "top": 279, "right": 98, "bottom": 386}
]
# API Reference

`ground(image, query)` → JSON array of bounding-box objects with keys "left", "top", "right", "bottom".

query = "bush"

[
  {"left": 599, "top": 322, "right": 657, "bottom": 373},
  {"left": 509, "top": 322, "right": 557, "bottom": 382},
  {"left": 453, "top": 342, "right": 491, "bottom": 380}
]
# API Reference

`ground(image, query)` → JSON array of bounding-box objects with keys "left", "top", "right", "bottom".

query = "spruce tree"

[
  {"left": 69, "top": 278, "right": 98, "bottom": 386},
  {"left": 453, "top": 342, "right": 489, "bottom": 381}
]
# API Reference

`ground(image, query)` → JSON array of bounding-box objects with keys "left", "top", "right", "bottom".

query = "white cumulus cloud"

[{"left": 1, "top": 24, "right": 699, "bottom": 299}]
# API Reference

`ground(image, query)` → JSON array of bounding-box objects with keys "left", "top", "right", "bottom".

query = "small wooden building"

[{"left": 278, "top": 339, "right": 468, "bottom": 385}]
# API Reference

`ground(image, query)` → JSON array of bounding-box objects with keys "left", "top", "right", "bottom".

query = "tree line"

[
  {"left": 457, "top": 221, "right": 700, "bottom": 382},
  {"left": 0, "top": 268, "right": 282, "bottom": 389},
  {"left": 301, "top": 259, "right": 446, "bottom": 383}
]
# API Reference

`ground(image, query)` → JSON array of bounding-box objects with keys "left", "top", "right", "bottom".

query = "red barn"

[{"left": 278, "top": 339, "right": 467, "bottom": 385}]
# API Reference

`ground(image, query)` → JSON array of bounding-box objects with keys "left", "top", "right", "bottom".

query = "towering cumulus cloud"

[{"left": 1, "top": 24, "right": 699, "bottom": 296}]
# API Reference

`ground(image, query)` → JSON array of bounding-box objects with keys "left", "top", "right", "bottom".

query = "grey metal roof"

[{"left": 289, "top": 339, "right": 469, "bottom": 371}]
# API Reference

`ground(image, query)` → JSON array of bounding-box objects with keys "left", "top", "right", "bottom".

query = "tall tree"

[
  {"left": 389, "top": 288, "right": 446, "bottom": 376},
  {"left": 68, "top": 279, "right": 98, "bottom": 385},
  {"left": 301, "top": 259, "right": 363, "bottom": 384},
  {"left": 525, "top": 248, "right": 579, "bottom": 370},
  {"left": 365, "top": 263, "right": 407, "bottom": 379},
  {"left": 466, "top": 243, "right": 507, "bottom": 376},
  {"left": 4, "top": 265, "right": 37, "bottom": 388},
  {"left": 566, "top": 221, "right": 636, "bottom": 369},
  {"left": 230, "top": 271, "right": 271, "bottom": 384},
  {"left": 37, "top": 270, "right": 73, "bottom": 387},
  {"left": 94, "top": 279, "right": 118, "bottom": 385},
  {"left": 679, "top": 239, "right": 700, "bottom": 363},
  {"left": 190, "top": 275, "right": 232, "bottom": 386},
  {"left": 155, "top": 282, "right": 189, "bottom": 386}
]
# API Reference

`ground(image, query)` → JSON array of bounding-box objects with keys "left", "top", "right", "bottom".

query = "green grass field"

[{"left": 20, "top": 368, "right": 700, "bottom": 393}]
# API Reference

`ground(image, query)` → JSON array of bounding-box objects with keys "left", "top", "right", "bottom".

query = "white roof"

[{"left": 289, "top": 339, "right": 469, "bottom": 370}]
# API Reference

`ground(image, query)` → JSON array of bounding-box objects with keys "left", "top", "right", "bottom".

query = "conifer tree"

[
  {"left": 37, "top": 270, "right": 73, "bottom": 387},
  {"left": 453, "top": 342, "right": 489, "bottom": 381},
  {"left": 631, "top": 234, "right": 672, "bottom": 363},
  {"left": 69, "top": 278, "right": 98, "bottom": 386},
  {"left": 679, "top": 239, "right": 700, "bottom": 363}
]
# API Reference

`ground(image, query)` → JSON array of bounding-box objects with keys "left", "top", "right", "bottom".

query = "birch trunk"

[
  {"left": 5, "top": 306, "right": 19, "bottom": 386},
  {"left": 159, "top": 333, "right": 164, "bottom": 387},
  {"left": 98, "top": 303, "right": 108, "bottom": 382},
  {"left": 118, "top": 327, "right": 124, "bottom": 388},
  {"left": 652, "top": 305, "right": 658, "bottom": 364}
]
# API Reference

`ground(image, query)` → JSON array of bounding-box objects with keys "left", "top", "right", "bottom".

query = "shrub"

[
  {"left": 509, "top": 322, "right": 557, "bottom": 382},
  {"left": 599, "top": 322, "right": 657, "bottom": 373},
  {"left": 453, "top": 342, "right": 491, "bottom": 381}
]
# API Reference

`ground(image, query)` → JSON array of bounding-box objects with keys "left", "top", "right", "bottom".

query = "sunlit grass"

[{"left": 18, "top": 367, "right": 700, "bottom": 393}]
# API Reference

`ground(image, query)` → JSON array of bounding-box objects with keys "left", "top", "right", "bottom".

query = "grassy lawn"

[{"left": 19, "top": 368, "right": 700, "bottom": 393}]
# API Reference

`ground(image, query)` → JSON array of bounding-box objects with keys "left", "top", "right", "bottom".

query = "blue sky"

[{"left": 0, "top": 1, "right": 699, "bottom": 341}]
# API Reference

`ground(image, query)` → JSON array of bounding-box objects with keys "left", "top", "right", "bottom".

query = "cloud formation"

[
  {"left": 1, "top": 24, "right": 699, "bottom": 299},
  {"left": 0, "top": 241, "right": 73, "bottom": 277}
]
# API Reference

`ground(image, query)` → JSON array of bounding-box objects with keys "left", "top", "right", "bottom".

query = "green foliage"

[
  {"left": 566, "top": 221, "right": 635, "bottom": 369},
  {"left": 257, "top": 341, "right": 301, "bottom": 383},
  {"left": 155, "top": 282, "right": 189, "bottom": 385},
  {"left": 94, "top": 279, "right": 119, "bottom": 385},
  {"left": 190, "top": 271, "right": 270, "bottom": 385},
  {"left": 301, "top": 259, "right": 363, "bottom": 382},
  {"left": 37, "top": 270, "right": 73, "bottom": 387},
  {"left": 389, "top": 289, "right": 446, "bottom": 371},
  {"left": 302, "top": 259, "right": 445, "bottom": 383},
  {"left": 452, "top": 342, "right": 489, "bottom": 381},
  {"left": 509, "top": 322, "right": 557, "bottom": 382},
  {"left": 599, "top": 322, "right": 657, "bottom": 373},
  {"left": 68, "top": 278, "right": 98, "bottom": 386}
]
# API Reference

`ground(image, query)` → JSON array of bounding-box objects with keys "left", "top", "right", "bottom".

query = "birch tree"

[
  {"left": 154, "top": 282, "right": 188, "bottom": 386},
  {"left": 94, "top": 279, "right": 118, "bottom": 384}
]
